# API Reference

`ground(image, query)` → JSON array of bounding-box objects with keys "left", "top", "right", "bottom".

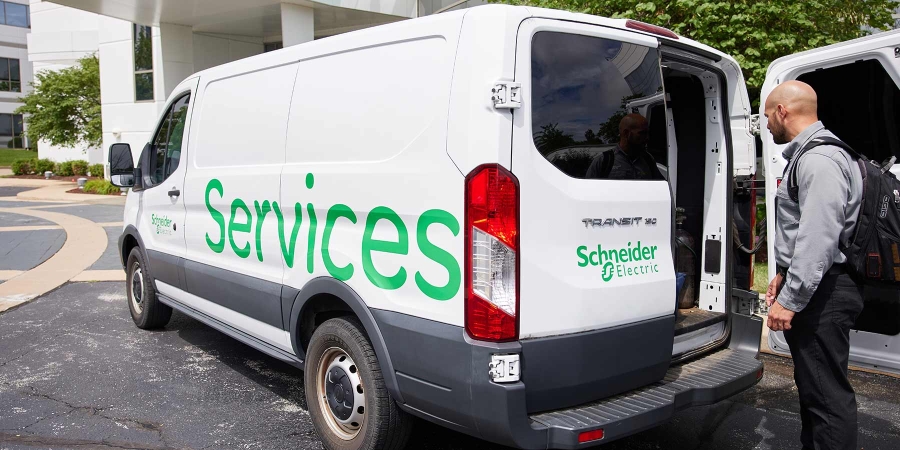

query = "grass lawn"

[
  {"left": 0, "top": 148, "right": 37, "bottom": 166},
  {"left": 753, "top": 262, "right": 769, "bottom": 293}
]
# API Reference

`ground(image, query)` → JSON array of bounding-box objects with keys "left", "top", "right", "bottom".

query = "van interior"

[
  {"left": 650, "top": 58, "right": 733, "bottom": 354},
  {"left": 796, "top": 59, "right": 900, "bottom": 336}
]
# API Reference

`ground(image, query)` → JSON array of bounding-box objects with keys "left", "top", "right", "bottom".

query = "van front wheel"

[
  {"left": 305, "top": 317, "right": 412, "bottom": 450},
  {"left": 125, "top": 248, "right": 172, "bottom": 329}
]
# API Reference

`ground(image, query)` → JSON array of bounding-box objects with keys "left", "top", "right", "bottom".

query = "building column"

[
  {"left": 156, "top": 23, "right": 194, "bottom": 100},
  {"left": 280, "top": 3, "right": 314, "bottom": 46}
]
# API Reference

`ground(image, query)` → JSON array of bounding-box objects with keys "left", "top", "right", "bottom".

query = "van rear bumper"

[{"left": 371, "top": 310, "right": 763, "bottom": 449}]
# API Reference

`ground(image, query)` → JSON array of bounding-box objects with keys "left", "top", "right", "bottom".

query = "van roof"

[
  {"left": 766, "top": 28, "right": 900, "bottom": 77},
  {"left": 189, "top": 4, "right": 739, "bottom": 83}
]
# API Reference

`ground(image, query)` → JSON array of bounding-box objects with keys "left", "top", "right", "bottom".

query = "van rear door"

[
  {"left": 761, "top": 29, "right": 900, "bottom": 375},
  {"left": 511, "top": 19, "right": 676, "bottom": 340}
]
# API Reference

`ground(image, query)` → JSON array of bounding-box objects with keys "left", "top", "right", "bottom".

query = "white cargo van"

[
  {"left": 108, "top": 5, "right": 764, "bottom": 449},
  {"left": 760, "top": 29, "right": 900, "bottom": 375}
]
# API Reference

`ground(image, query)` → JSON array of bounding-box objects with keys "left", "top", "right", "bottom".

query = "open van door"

[{"left": 760, "top": 29, "right": 900, "bottom": 375}]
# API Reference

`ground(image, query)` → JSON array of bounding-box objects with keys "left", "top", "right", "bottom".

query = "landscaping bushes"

[
  {"left": 35, "top": 158, "right": 56, "bottom": 174},
  {"left": 70, "top": 159, "right": 88, "bottom": 176},
  {"left": 84, "top": 179, "right": 119, "bottom": 195},
  {"left": 88, "top": 163, "right": 104, "bottom": 177},
  {"left": 56, "top": 161, "right": 74, "bottom": 176},
  {"left": 11, "top": 159, "right": 33, "bottom": 175}
]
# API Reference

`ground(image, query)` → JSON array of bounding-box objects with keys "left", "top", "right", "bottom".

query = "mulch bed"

[
  {"left": 65, "top": 187, "right": 124, "bottom": 196},
  {"left": 9, "top": 174, "right": 102, "bottom": 182}
]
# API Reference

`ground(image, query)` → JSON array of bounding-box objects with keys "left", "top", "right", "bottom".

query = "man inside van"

[
  {"left": 584, "top": 113, "right": 664, "bottom": 180},
  {"left": 764, "top": 80, "right": 864, "bottom": 450}
]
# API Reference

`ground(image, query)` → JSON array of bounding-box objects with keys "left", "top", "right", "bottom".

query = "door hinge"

[{"left": 491, "top": 82, "right": 521, "bottom": 109}]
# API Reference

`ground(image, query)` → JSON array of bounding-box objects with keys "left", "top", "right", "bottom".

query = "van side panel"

[
  {"left": 280, "top": 15, "right": 466, "bottom": 328},
  {"left": 181, "top": 63, "right": 297, "bottom": 349}
]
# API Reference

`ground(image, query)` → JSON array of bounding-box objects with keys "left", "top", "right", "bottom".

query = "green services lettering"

[
  {"left": 577, "top": 241, "right": 659, "bottom": 282},
  {"left": 204, "top": 176, "right": 461, "bottom": 301}
]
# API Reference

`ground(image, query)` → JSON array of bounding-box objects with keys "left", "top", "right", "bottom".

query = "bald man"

[
  {"left": 765, "top": 80, "right": 864, "bottom": 450},
  {"left": 585, "top": 113, "right": 664, "bottom": 180}
]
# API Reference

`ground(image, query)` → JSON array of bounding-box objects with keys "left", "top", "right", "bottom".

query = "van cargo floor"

[{"left": 674, "top": 308, "right": 726, "bottom": 336}]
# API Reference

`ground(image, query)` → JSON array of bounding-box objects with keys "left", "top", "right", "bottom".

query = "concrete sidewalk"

[{"left": 0, "top": 177, "right": 126, "bottom": 205}]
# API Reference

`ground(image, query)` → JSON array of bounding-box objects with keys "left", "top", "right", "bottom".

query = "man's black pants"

[{"left": 783, "top": 269, "right": 864, "bottom": 450}]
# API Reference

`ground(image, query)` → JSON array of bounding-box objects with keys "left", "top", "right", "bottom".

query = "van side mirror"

[{"left": 109, "top": 143, "right": 135, "bottom": 187}]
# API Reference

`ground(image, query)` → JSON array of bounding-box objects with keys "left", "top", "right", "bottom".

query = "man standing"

[
  {"left": 584, "top": 113, "right": 664, "bottom": 180},
  {"left": 765, "top": 80, "right": 865, "bottom": 450}
]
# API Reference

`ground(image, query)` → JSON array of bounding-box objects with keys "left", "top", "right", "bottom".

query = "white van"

[
  {"left": 108, "top": 5, "right": 765, "bottom": 449},
  {"left": 760, "top": 29, "right": 900, "bottom": 375}
]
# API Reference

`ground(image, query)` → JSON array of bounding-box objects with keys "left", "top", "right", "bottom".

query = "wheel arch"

[
  {"left": 290, "top": 277, "right": 404, "bottom": 405},
  {"left": 119, "top": 225, "right": 148, "bottom": 271}
]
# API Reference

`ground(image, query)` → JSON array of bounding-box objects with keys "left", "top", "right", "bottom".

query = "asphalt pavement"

[{"left": 0, "top": 281, "right": 899, "bottom": 450}]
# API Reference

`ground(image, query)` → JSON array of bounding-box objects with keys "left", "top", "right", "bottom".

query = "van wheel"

[
  {"left": 305, "top": 317, "right": 412, "bottom": 450},
  {"left": 126, "top": 248, "right": 172, "bottom": 329}
]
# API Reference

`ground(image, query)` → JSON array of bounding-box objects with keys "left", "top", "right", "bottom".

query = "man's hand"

[
  {"left": 765, "top": 273, "right": 784, "bottom": 307},
  {"left": 767, "top": 301, "right": 795, "bottom": 332}
]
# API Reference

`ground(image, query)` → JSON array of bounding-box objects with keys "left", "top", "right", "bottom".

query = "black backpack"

[{"left": 787, "top": 136, "right": 900, "bottom": 285}]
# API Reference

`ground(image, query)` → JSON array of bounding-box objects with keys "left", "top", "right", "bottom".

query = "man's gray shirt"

[{"left": 775, "top": 121, "right": 863, "bottom": 312}]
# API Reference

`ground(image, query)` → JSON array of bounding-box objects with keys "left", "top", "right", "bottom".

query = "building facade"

[{"left": 0, "top": 0, "right": 32, "bottom": 150}]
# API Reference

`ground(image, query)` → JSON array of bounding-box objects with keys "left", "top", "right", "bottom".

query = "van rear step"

[{"left": 529, "top": 348, "right": 762, "bottom": 446}]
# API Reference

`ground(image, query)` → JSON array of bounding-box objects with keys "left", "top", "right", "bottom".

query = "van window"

[
  {"left": 797, "top": 59, "right": 900, "bottom": 162},
  {"left": 194, "top": 64, "right": 297, "bottom": 167},
  {"left": 531, "top": 32, "right": 667, "bottom": 180},
  {"left": 149, "top": 93, "right": 190, "bottom": 185}
]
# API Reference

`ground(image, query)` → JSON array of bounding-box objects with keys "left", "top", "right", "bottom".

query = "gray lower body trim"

[
  {"left": 157, "top": 292, "right": 302, "bottom": 368},
  {"left": 372, "top": 309, "right": 763, "bottom": 449},
  {"left": 146, "top": 249, "right": 184, "bottom": 290},
  {"left": 521, "top": 315, "right": 674, "bottom": 413},
  {"left": 183, "top": 258, "right": 283, "bottom": 328}
]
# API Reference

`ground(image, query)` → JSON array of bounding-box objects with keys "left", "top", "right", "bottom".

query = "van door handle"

[{"left": 168, "top": 188, "right": 180, "bottom": 197}]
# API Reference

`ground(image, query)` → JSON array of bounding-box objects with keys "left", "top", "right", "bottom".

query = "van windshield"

[{"left": 531, "top": 31, "right": 667, "bottom": 180}]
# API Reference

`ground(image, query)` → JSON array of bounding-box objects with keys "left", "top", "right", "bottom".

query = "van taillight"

[{"left": 465, "top": 164, "right": 519, "bottom": 342}]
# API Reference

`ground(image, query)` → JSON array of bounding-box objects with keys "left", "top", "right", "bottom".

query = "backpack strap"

[
  {"left": 599, "top": 150, "right": 614, "bottom": 178},
  {"left": 786, "top": 136, "right": 860, "bottom": 202}
]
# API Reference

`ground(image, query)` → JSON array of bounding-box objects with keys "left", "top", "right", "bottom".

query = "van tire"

[
  {"left": 305, "top": 317, "right": 412, "bottom": 450},
  {"left": 126, "top": 248, "right": 172, "bottom": 329}
]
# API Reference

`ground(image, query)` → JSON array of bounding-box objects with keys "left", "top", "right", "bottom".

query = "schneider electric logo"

[
  {"left": 151, "top": 214, "right": 174, "bottom": 236},
  {"left": 577, "top": 242, "right": 659, "bottom": 282}
]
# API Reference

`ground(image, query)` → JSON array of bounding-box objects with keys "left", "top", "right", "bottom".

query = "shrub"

[
  {"left": 71, "top": 159, "right": 88, "bottom": 176},
  {"left": 11, "top": 159, "right": 32, "bottom": 175},
  {"left": 88, "top": 163, "right": 104, "bottom": 177},
  {"left": 34, "top": 158, "right": 55, "bottom": 174},
  {"left": 56, "top": 161, "right": 74, "bottom": 176},
  {"left": 84, "top": 179, "right": 120, "bottom": 195}
]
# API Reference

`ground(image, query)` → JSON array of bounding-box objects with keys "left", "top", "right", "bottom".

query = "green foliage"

[
  {"left": 534, "top": 123, "right": 575, "bottom": 153},
  {"left": 34, "top": 158, "right": 55, "bottom": 174},
  {"left": 490, "top": 0, "right": 898, "bottom": 103},
  {"left": 0, "top": 149, "right": 36, "bottom": 166},
  {"left": 56, "top": 160, "right": 74, "bottom": 176},
  {"left": 70, "top": 159, "right": 88, "bottom": 176},
  {"left": 88, "top": 163, "right": 104, "bottom": 177},
  {"left": 84, "top": 179, "right": 120, "bottom": 195},
  {"left": 11, "top": 159, "right": 32, "bottom": 175},
  {"left": 16, "top": 54, "right": 101, "bottom": 149}
]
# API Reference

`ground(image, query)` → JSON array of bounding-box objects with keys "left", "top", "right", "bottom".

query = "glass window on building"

[
  {"left": 0, "top": 57, "right": 21, "bottom": 92},
  {"left": 264, "top": 42, "right": 283, "bottom": 52},
  {"left": 4, "top": 2, "right": 27, "bottom": 28},
  {"left": 133, "top": 24, "right": 154, "bottom": 101},
  {"left": 0, "top": 113, "right": 25, "bottom": 148}
]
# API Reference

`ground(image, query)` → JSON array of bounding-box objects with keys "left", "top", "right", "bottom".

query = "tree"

[
  {"left": 17, "top": 54, "right": 101, "bottom": 149},
  {"left": 534, "top": 122, "right": 575, "bottom": 153},
  {"left": 491, "top": 0, "right": 898, "bottom": 104}
]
